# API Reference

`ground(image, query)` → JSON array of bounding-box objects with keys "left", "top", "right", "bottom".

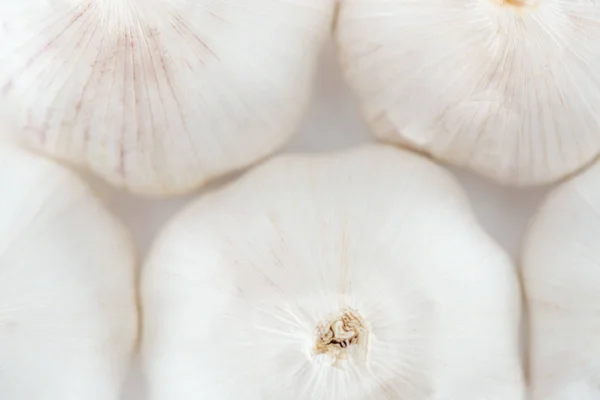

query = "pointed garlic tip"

[
  {"left": 494, "top": 0, "right": 538, "bottom": 9},
  {"left": 0, "top": 0, "right": 335, "bottom": 196},
  {"left": 142, "top": 144, "right": 525, "bottom": 400},
  {"left": 0, "top": 142, "right": 138, "bottom": 400},
  {"left": 522, "top": 159, "right": 600, "bottom": 400},
  {"left": 335, "top": 0, "right": 600, "bottom": 186},
  {"left": 497, "top": 0, "right": 526, "bottom": 6}
]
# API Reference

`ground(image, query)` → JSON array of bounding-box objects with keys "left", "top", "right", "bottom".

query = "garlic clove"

[
  {"left": 142, "top": 144, "right": 525, "bottom": 400},
  {"left": 0, "top": 1, "right": 334, "bottom": 196},
  {"left": 522, "top": 160, "right": 600, "bottom": 400},
  {"left": 0, "top": 143, "right": 138, "bottom": 400},
  {"left": 335, "top": 0, "right": 600, "bottom": 186}
]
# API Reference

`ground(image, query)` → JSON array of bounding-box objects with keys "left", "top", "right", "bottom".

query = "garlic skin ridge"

[
  {"left": 335, "top": 0, "right": 600, "bottom": 186},
  {"left": 0, "top": 143, "right": 138, "bottom": 400},
  {"left": 0, "top": 0, "right": 334, "bottom": 196},
  {"left": 142, "top": 144, "right": 525, "bottom": 400},
  {"left": 522, "top": 159, "right": 600, "bottom": 400}
]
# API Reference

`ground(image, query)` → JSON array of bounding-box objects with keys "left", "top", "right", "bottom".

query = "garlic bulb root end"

[{"left": 314, "top": 309, "right": 368, "bottom": 365}]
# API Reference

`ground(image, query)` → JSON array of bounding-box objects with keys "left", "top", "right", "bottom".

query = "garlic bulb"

[
  {"left": 335, "top": 1, "right": 600, "bottom": 186},
  {"left": 0, "top": 1, "right": 333, "bottom": 196},
  {"left": 522, "top": 160, "right": 600, "bottom": 400},
  {"left": 142, "top": 144, "right": 524, "bottom": 399},
  {"left": 0, "top": 143, "right": 138, "bottom": 399}
]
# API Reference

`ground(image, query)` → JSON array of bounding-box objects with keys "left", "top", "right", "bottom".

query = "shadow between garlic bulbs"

[
  {"left": 0, "top": 143, "right": 138, "bottom": 400},
  {"left": 335, "top": 0, "right": 600, "bottom": 186},
  {"left": 0, "top": 0, "right": 334, "bottom": 196},
  {"left": 522, "top": 160, "right": 600, "bottom": 400},
  {"left": 141, "top": 144, "right": 525, "bottom": 400}
]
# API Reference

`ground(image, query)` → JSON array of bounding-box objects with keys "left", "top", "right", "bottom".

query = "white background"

[{"left": 91, "top": 44, "right": 550, "bottom": 400}]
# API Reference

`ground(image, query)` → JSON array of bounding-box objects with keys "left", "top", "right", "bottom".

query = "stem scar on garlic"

[
  {"left": 0, "top": 0, "right": 335, "bottom": 196},
  {"left": 142, "top": 144, "right": 525, "bottom": 400},
  {"left": 314, "top": 309, "right": 368, "bottom": 366},
  {"left": 335, "top": 0, "right": 600, "bottom": 186}
]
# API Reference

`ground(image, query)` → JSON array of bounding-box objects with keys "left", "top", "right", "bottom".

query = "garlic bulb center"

[
  {"left": 141, "top": 145, "right": 526, "bottom": 399},
  {"left": 314, "top": 309, "right": 368, "bottom": 364}
]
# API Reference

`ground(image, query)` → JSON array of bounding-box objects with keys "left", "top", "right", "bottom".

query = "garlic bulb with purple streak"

[
  {"left": 0, "top": 0, "right": 334, "bottom": 195},
  {"left": 141, "top": 144, "right": 525, "bottom": 400}
]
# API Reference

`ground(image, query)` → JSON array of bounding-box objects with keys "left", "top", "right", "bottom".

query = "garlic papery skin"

[
  {"left": 0, "top": 143, "right": 138, "bottom": 400},
  {"left": 522, "top": 160, "right": 600, "bottom": 400},
  {"left": 335, "top": 0, "right": 600, "bottom": 186},
  {"left": 141, "top": 144, "right": 525, "bottom": 400},
  {"left": 0, "top": 1, "right": 334, "bottom": 196}
]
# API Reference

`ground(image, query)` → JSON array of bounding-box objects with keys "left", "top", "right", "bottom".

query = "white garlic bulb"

[
  {"left": 0, "top": 143, "right": 138, "bottom": 399},
  {"left": 0, "top": 1, "right": 334, "bottom": 196},
  {"left": 522, "top": 160, "right": 600, "bottom": 400},
  {"left": 335, "top": 0, "right": 600, "bottom": 186},
  {"left": 142, "top": 144, "right": 525, "bottom": 400}
]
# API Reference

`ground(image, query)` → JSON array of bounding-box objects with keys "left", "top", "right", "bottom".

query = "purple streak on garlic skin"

[{"left": 0, "top": 0, "right": 334, "bottom": 196}]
